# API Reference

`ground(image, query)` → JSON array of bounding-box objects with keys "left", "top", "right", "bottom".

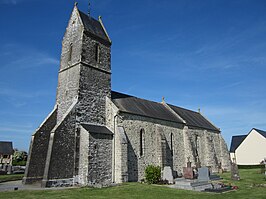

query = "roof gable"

[
  {"left": 78, "top": 10, "right": 111, "bottom": 44},
  {"left": 229, "top": 135, "right": 247, "bottom": 152},
  {"left": 253, "top": 128, "right": 266, "bottom": 138},
  {"left": 0, "top": 141, "right": 13, "bottom": 155}
]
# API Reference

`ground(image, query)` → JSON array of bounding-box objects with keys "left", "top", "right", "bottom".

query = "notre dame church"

[{"left": 23, "top": 3, "right": 230, "bottom": 187}]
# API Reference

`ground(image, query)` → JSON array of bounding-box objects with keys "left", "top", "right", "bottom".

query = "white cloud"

[{"left": 0, "top": 43, "right": 60, "bottom": 70}]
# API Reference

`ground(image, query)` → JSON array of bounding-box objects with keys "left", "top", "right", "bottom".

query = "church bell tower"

[
  {"left": 56, "top": 3, "right": 112, "bottom": 124},
  {"left": 23, "top": 3, "right": 113, "bottom": 187}
]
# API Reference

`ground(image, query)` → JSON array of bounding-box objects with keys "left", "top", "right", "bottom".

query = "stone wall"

[
  {"left": 76, "top": 64, "right": 111, "bottom": 125},
  {"left": 109, "top": 110, "right": 230, "bottom": 181},
  {"left": 23, "top": 107, "right": 57, "bottom": 184},
  {"left": 179, "top": 128, "right": 230, "bottom": 172},
  {"left": 81, "top": 32, "right": 111, "bottom": 73},
  {"left": 118, "top": 112, "right": 185, "bottom": 181},
  {"left": 57, "top": 65, "right": 80, "bottom": 122},
  {"left": 77, "top": 126, "right": 89, "bottom": 185},
  {"left": 56, "top": 6, "right": 83, "bottom": 121},
  {"left": 88, "top": 132, "right": 113, "bottom": 186},
  {"left": 114, "top": 126, "right": 128, "bottom": 183},
  {"left": 42, "top": 104, "right": 77, "bottom": 187}
]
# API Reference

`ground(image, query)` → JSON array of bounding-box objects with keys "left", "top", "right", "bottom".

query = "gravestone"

[
  {"left": 198, "top": 167, "right": 210, "bottom": 181},
  {"left": 231, "top": 162, "right": 240, "bottom": 181},
  {"left": 183, "top": 157, "right": 194, "bottom": 179},
  {"left": 162, "top": 166, "right": 174, "bottom": 184},
  {"left": 183, "top": 167, "right": 194, "bottom": 179},
  {"left": 7, "top": 165, "right": 12, "bottom": 174}
]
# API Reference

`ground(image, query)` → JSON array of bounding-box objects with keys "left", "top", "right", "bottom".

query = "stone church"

[{"left": 23, "top": 4, "right": 230, "bottom": 187}]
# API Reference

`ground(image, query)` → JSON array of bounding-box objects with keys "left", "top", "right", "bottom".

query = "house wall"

[{"left": 235, "top": 129, "right": 266, "bottom": 165}]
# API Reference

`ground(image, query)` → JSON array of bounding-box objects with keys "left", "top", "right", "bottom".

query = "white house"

[{"left": 230, "top": 128, "right": 266, "bottom": 165}]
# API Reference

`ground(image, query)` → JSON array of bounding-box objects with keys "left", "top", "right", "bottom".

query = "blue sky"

[{"left": 0, "top": 0, "right": 266, "bottom": 151}]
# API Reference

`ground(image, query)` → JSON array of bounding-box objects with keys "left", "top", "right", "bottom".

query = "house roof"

[
  {"left": 254, "top": 128, "right": 266, "bottom": 138},
  {"left": 167, "top": 104, "right": 220, "bottom": 131},
  {"left": 78, "top": 10, "right": 111, "bottom": 44},
  {"left": 82, "top": 124, "right": 113, "bottom": 135},
  {"left": 111, "top": 91, "right": 219, "bottom": 131},
  {"left": 0, "top": 141, "right": 13, "bottom": 155},
  {"left": 229, "top": 135, "right": 247, "bottom": 152}
]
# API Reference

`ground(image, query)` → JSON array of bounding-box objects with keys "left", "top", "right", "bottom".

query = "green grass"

[
  {"left": 0, "top": 169, "right": 265, "bottom": 199},
  {"left": 0, "top": 174, "right": 24, "bottom": 183}
]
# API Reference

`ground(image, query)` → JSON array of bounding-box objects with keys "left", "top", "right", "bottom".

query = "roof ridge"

[
  {"left": 253, "top": 128, "right": 266, "bottom": 133},
  {"left": 232, "top": 135, "right": 247, "bottom": 137},
  {"left": 112, "top": 91, "right": 164, "bottom": 106},
  {"left": 167, "top": 103, "right": 199, "bottom": 114}
]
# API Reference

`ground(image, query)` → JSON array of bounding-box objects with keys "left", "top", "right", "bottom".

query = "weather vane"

[{"left": 88, "top": 1, "right": 91, "bottom": 16}]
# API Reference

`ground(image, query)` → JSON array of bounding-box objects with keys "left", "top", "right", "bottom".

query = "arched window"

[
  {"left": 140, "top": 129, "right": 144, "bottom": 157},
  {"left": 170, "top": 133, "right": 173, "bottom": 156}
]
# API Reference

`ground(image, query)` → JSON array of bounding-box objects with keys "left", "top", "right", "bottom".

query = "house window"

[
  {"left": 95, "top": 43, "right": 100, "bottom": 63},
  {"left": 170, "top": 133, "right": 173, "bottom": 156},
  {"left": 140, "top": 129, "right": 144, "bottom": 157}
]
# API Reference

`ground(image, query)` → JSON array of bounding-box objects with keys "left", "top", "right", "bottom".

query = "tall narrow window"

[
  {"left": 140, "top": 129, "right": 144, "bottom": 157},
  {"left": 95, "top": 43, "right": 100, "bottom": 63},
  {"left": 170, "top": 133, "right": 173, "bottom": 156},
  {"left": 68, "top": 43, "right": 73, "bottom": 63}
]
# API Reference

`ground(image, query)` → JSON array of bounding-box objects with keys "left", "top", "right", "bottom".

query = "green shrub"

[
  {"left": 12, "top": 160, "right": 27, "bottom": 166},
  {"left": 145, "top": 165, "right": 161, "bottom": 184}
]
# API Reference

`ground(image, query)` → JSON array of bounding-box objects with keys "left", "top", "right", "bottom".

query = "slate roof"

[
  {"left": 254, "top": 128, "right": 266, "bottom": 138},
  {"left": 111, "top": 91, "right": 219, "bottom": 131},
  {"left": 111, "top": 91, "right": 184, "bottom": 124},
  {"left": 229, "top": 135, "right": 246, "bottom": 152},
  {"left": 0, "top": 141, "right": 13, "bottom": 155},
  {"left": 82, "top": 124, "right": 113, "bottom": 135},
  {"left": 168, "top": 104, "right": 219, "bottom": 131},
  {"left": 78, "top": 10, "right": 110, "bottom": 44}
]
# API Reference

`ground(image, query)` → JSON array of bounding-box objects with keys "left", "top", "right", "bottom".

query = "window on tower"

[
  {"left": 95, "top": 43, "right": 100, "bottom": 63},
  {"left": 68, "top": 43, "right": 73, "bottom": 63}
]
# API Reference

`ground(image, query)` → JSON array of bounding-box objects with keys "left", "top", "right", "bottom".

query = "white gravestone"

[{"left": 162, "top": 166, "right": 174, "bottom": 184}]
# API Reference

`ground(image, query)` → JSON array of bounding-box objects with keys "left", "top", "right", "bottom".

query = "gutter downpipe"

[{"left": 113, "top": 113, "right": 119, "bottom": 183}]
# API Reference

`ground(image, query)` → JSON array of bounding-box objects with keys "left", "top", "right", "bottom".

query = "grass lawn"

[
  {"left": 0, "top": 169, "right": 265, "bottom": 199},
  {"left": 0, "top": 174, "right": 24, "bottom": 183}
]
